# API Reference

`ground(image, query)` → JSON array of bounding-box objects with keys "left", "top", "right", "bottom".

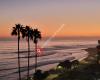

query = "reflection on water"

[{"left": 0, "top": 40, "right": 97, "bottom": 80}]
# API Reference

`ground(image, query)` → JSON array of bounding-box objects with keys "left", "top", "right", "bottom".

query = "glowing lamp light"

[{"left": 57, "top": 66, "right": 62, "bottom": 69}]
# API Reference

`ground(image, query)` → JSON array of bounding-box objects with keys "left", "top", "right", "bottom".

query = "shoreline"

[
  {"left": 0, "top": 47, "right": 96, "bottom": 80},
  {"left": 39, "top": 47, "right": 97, "bottom": 71},
  {"left": 27, "top": 48, "right": 96, "bottom": 79}
]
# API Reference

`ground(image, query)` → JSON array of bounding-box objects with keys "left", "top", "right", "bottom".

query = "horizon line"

[{"left": 0, "top": 36, "right": 100, "bottom": 41}]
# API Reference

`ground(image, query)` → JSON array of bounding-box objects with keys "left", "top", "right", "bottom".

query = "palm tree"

[
  {"left": 22, "top": 26, "right": 34, "bottom": 79},
  {"left": 33, "top": 29, "right": 41, "bottom": 73},
  {"left": 11, "top": 24, "right": 23, "bottom": 80}
]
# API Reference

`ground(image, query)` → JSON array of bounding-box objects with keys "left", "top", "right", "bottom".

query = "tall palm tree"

[
  {"left": 11, "top": 24, "right": 23, "bottom": 80},
  {"left": 22, "top": 26, "right": 34, "bottom": 79},
  {"left": 33, "top": 29, "right": 41, "bottom": 73}
]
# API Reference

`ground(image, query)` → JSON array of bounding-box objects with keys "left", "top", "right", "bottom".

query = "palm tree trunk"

[
  {"left": 18, "top": 29, "right": 21, "bottom": 80},
  {"left": 27, "top": 34, "right": 30, "bottom": 79},
  {"left": 35, "top": 43, "right": 37, "bottom": 73}
]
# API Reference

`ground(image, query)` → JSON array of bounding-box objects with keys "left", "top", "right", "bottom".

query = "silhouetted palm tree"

[
  {"left": 11, "top": 24, "right": 23, "bottom": 80},
  {"left": 33, "top": 29, "right": 41, "bottom": 73},
  {"left": 22, "top": 26, "right": 34, "bottom": 79},
  {"left": 26, "top": 26, "right": 31, "bottom": 79}
]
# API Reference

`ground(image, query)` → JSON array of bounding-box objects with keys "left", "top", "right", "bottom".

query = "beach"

[{"left": 0, "top": 40, "right": 97, "bottom": 80}]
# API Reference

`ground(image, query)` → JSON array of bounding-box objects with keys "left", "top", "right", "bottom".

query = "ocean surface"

[{"left": 0, "top": 39, "right": 98, "bottom": 80}]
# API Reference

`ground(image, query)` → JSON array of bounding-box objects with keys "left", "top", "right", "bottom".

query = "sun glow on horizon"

[{"left": 0, "top": 0, "right": 100, "bottom": 38}]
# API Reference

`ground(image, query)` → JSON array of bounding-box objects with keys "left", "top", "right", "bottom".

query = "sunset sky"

[{"left": 0, "top": 0, "right": 100, "bottom": 38}]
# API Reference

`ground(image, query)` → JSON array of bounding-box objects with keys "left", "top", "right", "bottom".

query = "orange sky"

[{"left": 0, "top": 0, "right": 100, "bottom": 38}]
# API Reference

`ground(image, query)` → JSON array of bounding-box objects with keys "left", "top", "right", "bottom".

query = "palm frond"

[
  {"left": 11, "top": 27, "right": 17, "bottom": 36},
  {"left": 33, "top": 28, "right": 42, "bottom": 43}
]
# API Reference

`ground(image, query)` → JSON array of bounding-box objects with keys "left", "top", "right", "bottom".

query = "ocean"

[{"left": 0, "top": 39, "right": 98, "bottom": 80}]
